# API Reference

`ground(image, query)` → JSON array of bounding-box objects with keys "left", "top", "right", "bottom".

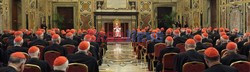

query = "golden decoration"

[{"left": 113, "top": 19, "right": 121, "bottom": 26}]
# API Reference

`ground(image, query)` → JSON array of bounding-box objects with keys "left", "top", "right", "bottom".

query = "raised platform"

[{"left": 107, "top": 37, "right": 130, "bottom": 42}]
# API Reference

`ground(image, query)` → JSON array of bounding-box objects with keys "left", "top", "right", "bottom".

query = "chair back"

[
  {"left": 230, "top": 61, "right": 250, "bottom": 72},
  {"left": 44, "top": 51, "right": 61, "bottom": 67},
  {"left": 36, "top": 45, "right": 45, "bottom": 59},
  {"left": 139, "top": 42, "right": 147, "bottom": 49},
  {"left": 67, "top": 63, "right": 88, "bottom": 72},
  {"left": 63, "top": 44, "right": 76, "bottom": 54},
  {"left": 176, "top": 43, "right": 185, "bottom": 52},
  {"left": 22, "top": 52, "right": 30, "bottom": 60},
  {"left": 248, "top": 51, "right": 250, "bottom": 61},
  {"left": 162, "top": 53, "right": 177, "bottom": 72},
  {"left": 36, "top": 45, "right": 45, "bottom": 52},
  {"left": 154, "top": 43, "right": 167, "bottom": 58},
  {"left": 182, "top": 61, "right": 205, "bottom": 72},
  {"left": 244, "top": 42, "right": 250, "bottom": 47},
  {"left": 234, "top": 38, "right": 240, "bottom": 43},
  {"left": 23, "top": 64, "right": 41, "bottom": 72},
  {"left": 197, "top": 49, "right": 205, "bottom": 55},
  {"left": 132, "top": 42, "right": 137, "bottom": 47},
  {"left": 203, "top": 42, "right": 213, "bottom": 47},
  {"left": 221, "top": 49, "right": 227, "bottom": 56}
]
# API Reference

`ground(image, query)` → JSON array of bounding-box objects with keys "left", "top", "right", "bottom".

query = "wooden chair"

[
  {"left": 22, "top": 52, "right": 30, "bottom": 60},
  {"left": 230, "top": 61, "right": 250, "bottom": 72},
  {"left": 248, "top": 51, "right": 250, "bottom": 61},
  {"left": 176, "top": 43, "right": 185, "bottom": 53},
  {"left": 23, "top": 64, "right": 41, "bottom": 72},
  {"left": 35, "top": 45, "right": 45, "bottom": 59},
  {"left": 138, "top": 39, "right": 148, "bottom": 64},
  {"left": 162, "top": 53, "right": 178, "bottom": 72},
  {"left": 44, "top": 51, "right": 61, "bottom": 67},
  {"left": 243, "top": 42, "right": 250, "bottom": 47},
  {"left": 36, "top": 45, "right": 45, "bottom": 52},
  {"left": 151, "top": 43, "right": 167, "bottom": 71},
  {"left": 203, "top": 42, "right": 213, "bottom": 47},
  {"left": 197, "top": 49, "right": 205, "bottom": 55},
  {"left": 63, "top": 44, "right": 76, "bottom": 54},
  {"left": 221, "top": 49, "right": 227, "bottom": 56},
  {"left": 67, "top": 63, "right": 88, "bottom": 72},
  {"left": 182, "top": 61, "right": 205, "bottom": 72}
]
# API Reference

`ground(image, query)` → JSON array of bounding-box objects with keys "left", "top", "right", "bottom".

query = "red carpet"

[{"left": 107, "top": 37, "right": 130, "bottom": 42}]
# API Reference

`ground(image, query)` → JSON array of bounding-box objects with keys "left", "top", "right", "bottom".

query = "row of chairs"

[
  {"left": 134, "top": 40, "right": 250, "bottom": 72},
  {"left": 162, "top": 52, "right": 250, "bottom": 72},
  {"left": 23, "top": 63, "right": 88, "bottom": 72}
]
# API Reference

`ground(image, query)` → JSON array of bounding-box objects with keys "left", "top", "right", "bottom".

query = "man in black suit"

[
  {"left": 53, "top": 56, "right": 69, "bottom": 72},
  {"left": 215, "top": 35, "right": 229, "bottom": 53},
  {"left": 0, "top": 52, "right": 27, "bottom": 72},
  {"left": 229, "top": 28, "right": 239, "bottom": 42},
  {"left": 7, "top": 31, "right": 28, "bottom": 47},
  {"left": 146, "top": 33, "right": 159, "bottom": 71},
  {"left": 23, "top": 31, "right": 32, "bottom": 41},
  {"left": 202, "top": 33, "right": 213, "bottom": 43},
  {"left": 204, "top": 47, "right": 238, "bottom": 72},
  {"left": 194, "top": 35, "right": 207, "bottom": 51},
  {"left": 41, "top": 34, "right": 68, "bottom": 60},
  {"left": 221, "top": 42, "right": 247, "bottom": 66},
  {"left": 182, "top": 29, "right": 193, "bottom": 39},
  {"left": 60, "top": 32, "right": 78, "bottom": 46},
  {"left": 156, "top": 36, "right": 180, "bottom": 71},
  {"left": 6, "top": 37, "right": 28, "bottom": 62},
  {"left": 174, "top": 39, "right": 205, "bottom": 72},
  {"left": 173, "top": 30, "right": 186, "bottom": 47},
  {"left": 0, "top": 48, "right": 7, "bottom": 66},
  {"left": 29, "top": 31, "right": 49, "bottom": 47},
  {"left": 238, "top": 33, "right": 249, "bottom": 52},
  {"left": 26, "top": 46, "right": 51, "bottom": 72},
  {"left": 67, "top": 41, "right": 99, "bottom": 72},
  {"left": 41, "top": 21, "right": 47, "bottom": 32},
  {"left": 240, "top": 34, "right": 250, "bottom": 57},
  {"left": 83, "top": 34, "right": 99, "bottom": 60}
]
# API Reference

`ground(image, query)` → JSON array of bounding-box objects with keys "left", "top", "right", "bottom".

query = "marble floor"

[{"left": 99, "top": 42, "right": 150, "bottom": 72}]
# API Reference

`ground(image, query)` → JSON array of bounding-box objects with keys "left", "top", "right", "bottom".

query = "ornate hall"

[{"left": 0, "top": 0, "right": 250, "bottom": 72}]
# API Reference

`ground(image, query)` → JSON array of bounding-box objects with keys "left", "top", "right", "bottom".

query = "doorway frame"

[{"left": 52, "top": 2, "right": 78, "bottom": 29}]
